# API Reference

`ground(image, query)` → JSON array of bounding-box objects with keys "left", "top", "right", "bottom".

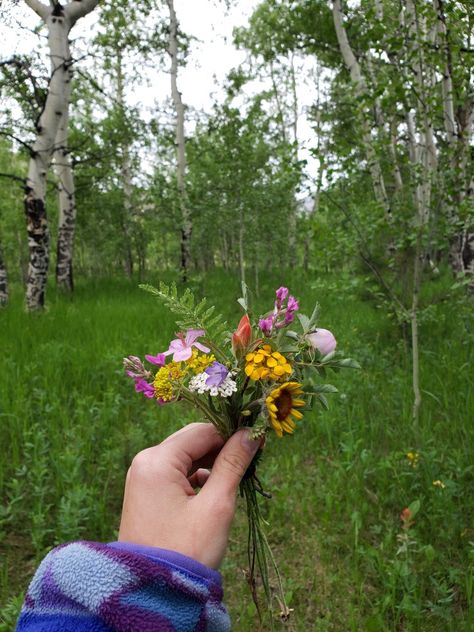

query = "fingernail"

[{"left": 240, "top": 429, "right": 262, "bottom": 454}]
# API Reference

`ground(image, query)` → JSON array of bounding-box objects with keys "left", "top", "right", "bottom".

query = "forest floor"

[{"left": 1, "top": 269, "right": 473, "bottom": 631}]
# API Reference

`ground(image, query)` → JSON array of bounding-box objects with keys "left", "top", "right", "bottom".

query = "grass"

[{"left": 0, "top": 268, "right": 473, "bottom": 630}]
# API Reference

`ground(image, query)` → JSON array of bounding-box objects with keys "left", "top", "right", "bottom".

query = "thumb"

[{"left": 203, "top": 429, "right": 262, "bottom": 499}]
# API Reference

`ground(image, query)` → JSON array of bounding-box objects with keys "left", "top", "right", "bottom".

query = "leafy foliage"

[{"left": 140, "top": 281, "right": 229, "bottom": 345}]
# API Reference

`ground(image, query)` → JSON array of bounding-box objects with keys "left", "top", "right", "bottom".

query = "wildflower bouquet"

[{"left": 124, "top": 283, "right": 359, "bottom": 616}]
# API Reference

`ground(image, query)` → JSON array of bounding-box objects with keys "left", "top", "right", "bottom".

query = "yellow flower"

[
  {"left": 406, "top": 451, "right": 420, "bottom": 467},
  {"left": 245, "top": 345, "right": 292, "bottom": 381},
  {"left": 432, "top": 479, "right": 446, "bottom": 489},
  {"left": 186, "top": 348, "right": 215, "bottom": 374},
  {"left": 153, "top": 362, "right": 185, "bottom": 401},
  {"left": 265, "top": 381, "right": 305, "bottom": 438}
]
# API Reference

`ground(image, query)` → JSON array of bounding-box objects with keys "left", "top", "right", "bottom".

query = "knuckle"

[{"left": 129, "top": 449, "right": 160, "bottom": 480}]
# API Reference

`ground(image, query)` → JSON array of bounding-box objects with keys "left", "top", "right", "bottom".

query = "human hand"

[{"left": 118, "top": 422, "right": 262, "bottom": 569}]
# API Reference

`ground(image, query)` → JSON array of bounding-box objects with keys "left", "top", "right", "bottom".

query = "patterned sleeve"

[{"left": 16, "top": 541, "right": 231, "bottom": 632}]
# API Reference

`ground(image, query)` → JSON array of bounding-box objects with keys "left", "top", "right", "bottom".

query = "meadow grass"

[{"left": 0, "top": 268, "right": 473, "bottom": 631}]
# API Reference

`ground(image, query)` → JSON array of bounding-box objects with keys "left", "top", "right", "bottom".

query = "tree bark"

[
  {"left": 332, "top": 0, "right": 391, "bottom": 221},
  {"left": 167, "top": 0, "right": 191, "bottom": 283},
  {"left": 0, "top": 247, "right": 8, "bottom": 306},
  {"left": 54, "top": 84, "right": 76, "bottom": 291},
  {"left": 23, "top": 0, "right": 99, "bottom": 309}
]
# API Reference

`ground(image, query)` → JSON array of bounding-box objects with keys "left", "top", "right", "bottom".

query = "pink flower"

[
  {"left": 134, "top": 379, "right": 155, "bottom": 398},
  {"left": 145, "top": 353, "right": 166, "bottom": 366},
  {"left": 275, "top": 286, "right": 289, "bottom": 308},
  {"left": 163, "top": 329, "right": 210, "bottom": 362},
  {"left": 259, "top": 315, "right": 274, "bottom": 336},
  {"left": 307, "top": 328, "right": 337, "bottom": 355}
]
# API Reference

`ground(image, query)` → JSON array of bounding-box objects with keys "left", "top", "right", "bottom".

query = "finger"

[
  {"left": 188, "top": 468, "right": 211, "bottom": 489},
  {"left": 155, "top": 422, "right": 225, "bottom": 475},
  {"left": 201, "top": 429, "right": 262, "bottom": 500}
]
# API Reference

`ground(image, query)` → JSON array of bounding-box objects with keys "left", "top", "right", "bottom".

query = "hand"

[{"left": 118, "top": 422, "right": 262, "bottom": 569}]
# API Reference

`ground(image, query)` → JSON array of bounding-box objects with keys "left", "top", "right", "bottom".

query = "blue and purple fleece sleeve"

[{"left": 16, "top": 540, "right": 231, "bottom": 631}]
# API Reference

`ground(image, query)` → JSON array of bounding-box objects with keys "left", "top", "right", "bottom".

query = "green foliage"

[
  {"left": 0, "top": 271, "right": 473, "bottom": 630},
  {"left": 140, "top": 281, "right": 228, "bottom": 345}
]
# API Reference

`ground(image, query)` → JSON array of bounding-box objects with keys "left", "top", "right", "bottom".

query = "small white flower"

[{"left": 188, "top": 372, "right": 237, "bottom": 397}]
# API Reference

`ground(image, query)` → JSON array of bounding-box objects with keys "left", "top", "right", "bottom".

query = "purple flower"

[
  {"left": 259, "top": 315, "right": 274, "bottom": 336},
  {"left": 163, "top": 329, "right": 210, "bottom": 362},
  {"left": 307, "top": 328, "right": 337, "bottom": 356},
  {"left": 134, "top": 378, "right": 155, "bottom": 398},
  {"left": 204, "top": 361, "right": 229, "bottom": 387},
  {"left": 275, "top": 286, "right": 289, "bottom": 308},
  {"left": 145, "top": 353, "right": 166, "bottom": 366}
]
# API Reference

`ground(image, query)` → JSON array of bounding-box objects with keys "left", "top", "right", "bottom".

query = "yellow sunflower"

[
  {"left": 245, "top": 344, "right": 292, "bottom": 381},
  {"left": 265, "top": 382, "right": 305, "bottom": 437}
]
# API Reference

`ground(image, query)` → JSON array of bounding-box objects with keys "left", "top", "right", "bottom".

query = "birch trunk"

[
  {"left": 0, "top": 248, "right": 8, "bottom": 306},
  {"left": 54, "top": 81, "right": 76, "bottom": 291},
  {"left": 332, "top": 0, "right": 391, "bottom": 221},
  {"left": 167, "top": 0, "right": 191, "bottom": 282},
  {"left": 23, "top": 0, "right": 99, "bottom": 309}
]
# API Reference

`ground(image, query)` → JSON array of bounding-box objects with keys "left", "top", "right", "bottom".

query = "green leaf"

[
  {"left": 297, "top": 313, "right": 310, "bottom": 332},
  {"left": 307, "top": 383, "right": 338, "bottom": 394},
  {"left": 408, "top": 499, "right": 421, "bottom": 518}
]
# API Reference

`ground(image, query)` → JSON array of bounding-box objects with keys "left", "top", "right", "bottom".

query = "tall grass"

[{"left": 1, "top": 269, "right": 473, "bottom": 630}]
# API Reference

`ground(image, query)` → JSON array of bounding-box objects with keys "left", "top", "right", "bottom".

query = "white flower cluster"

[{"left": 188, "top": 372, "right": 238, "bottom": 397}]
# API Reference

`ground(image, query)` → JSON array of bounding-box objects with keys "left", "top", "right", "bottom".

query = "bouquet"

[{"left": 124, "top": 282, "right": 359, "bottom": 618}]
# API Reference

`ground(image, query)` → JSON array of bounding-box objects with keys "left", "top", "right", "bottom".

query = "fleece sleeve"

[{"left": 16, "top": 540, "right": 230, "bottom": 632}]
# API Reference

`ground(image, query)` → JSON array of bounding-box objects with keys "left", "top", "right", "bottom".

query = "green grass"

[{"left": 1, "top": 269, "right": 473, "bottom": 630}]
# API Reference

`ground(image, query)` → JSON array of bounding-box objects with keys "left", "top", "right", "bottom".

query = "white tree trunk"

[
  {"left": 23, "top": 0, "right": 99, "bottom": 309},
  {"left": 54, "top": 75, "right": 76, "bottom": 291},
  {"left": 167, "top": 0, "right": 191, "bottom": 282},
  {"left": 332, "top": 0, "right": 391, "bottom": 221}
]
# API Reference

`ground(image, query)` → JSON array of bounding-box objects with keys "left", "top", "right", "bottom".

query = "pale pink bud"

[{"left": 307, "top": 328, "right": 337, "bottom": 355}]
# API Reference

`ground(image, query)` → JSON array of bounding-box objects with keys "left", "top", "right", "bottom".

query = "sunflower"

[
  {"left": 265, "top": 382, "right": 305, "bottom": 437},
  {"left": 245, "top": 345, "right": 292, "bottom": 381}
]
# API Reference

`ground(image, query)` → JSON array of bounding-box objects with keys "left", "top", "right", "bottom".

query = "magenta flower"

[
  {"left": 163, "top": 329, "right": 210, "bottom": 362},
  {"left": 275, "top": 286, "right": 289, "bottom": 308},
  {"left": 307, "top": 328, "right": 337, "bottom": 356},
  {"left": 134, "top": 378, "right": 155, "bottom": 399},
  {"left": 259, "top": 315, "right": 274, "bottom": 336},
  {"left": 145, "top": 353, "right": 166, "bottom": 366}
]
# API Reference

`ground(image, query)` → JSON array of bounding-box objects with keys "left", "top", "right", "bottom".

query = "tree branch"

[
  {"left": 23, "top": 0, "right": 49, "bottom": 20},
  {"left": 66, "top": 0, "right": 100, "bottom": 25}
]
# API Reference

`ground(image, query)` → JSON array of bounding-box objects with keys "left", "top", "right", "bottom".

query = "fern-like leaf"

[{"left": 140, "top": 282, "right": 229, "bottom": 345}]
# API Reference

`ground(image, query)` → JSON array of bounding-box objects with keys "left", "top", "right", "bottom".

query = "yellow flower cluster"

[
  {"left": 406, "top": 451, "right": 419, "bottom": 468},
  {"left": 186, "top": 349, "right": 216, "bottom": 374},
  {"left": 245, "top": 345, "right": 292, "bottom": 381},
  {"left": 153, "top": 362, "right": 185, "bottom": 401},
  {"left": 432, "top": 479, "right": 446, "bottom": 489},
  {"left": 265, "top": 381, "right": 305, "bottom": 438}
]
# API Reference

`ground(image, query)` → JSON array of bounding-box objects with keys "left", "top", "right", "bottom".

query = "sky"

[{"left": 1, "top": 0, "right": 320, "bottom": 194}]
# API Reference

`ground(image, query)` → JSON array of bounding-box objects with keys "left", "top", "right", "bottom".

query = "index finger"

[{"left": 156, "top": 422, "right": 225, "bottom": 474}]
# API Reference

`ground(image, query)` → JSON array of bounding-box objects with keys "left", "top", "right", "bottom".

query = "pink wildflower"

[
  {"left": 307, "top": 328, "right": 337, "bottom": 355},
  {"left": 134, "top": 378, "right": 155, "bottom": 399},
  {"left": 145, "top": 353, "right": 166, "bottom": 366},
  {"left": 163, "top": 329, "right": 210, "bottom": 362}
]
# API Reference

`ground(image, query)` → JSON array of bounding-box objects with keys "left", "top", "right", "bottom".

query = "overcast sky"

[{"left": 1, "top": 0, "right": 319, "bottom": 194}]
